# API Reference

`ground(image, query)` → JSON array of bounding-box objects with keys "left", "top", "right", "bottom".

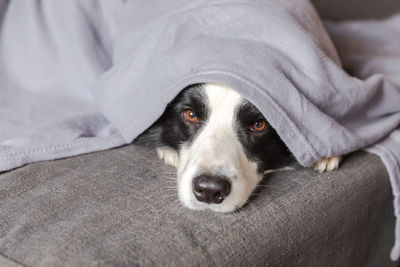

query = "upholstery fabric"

[{"left": 0, "top": 147, "right": 395, "bottom": 266}]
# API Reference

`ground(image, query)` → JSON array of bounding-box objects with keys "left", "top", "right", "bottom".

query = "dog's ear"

[
  {"left": 132, "top": 107, "right": 170, "bottom": 149},
  {"left": 132, "top": 121, "right": 164, "bottom": 148},
  {"left": 133, "top": 102, "right": 178, "bottom": 149}
]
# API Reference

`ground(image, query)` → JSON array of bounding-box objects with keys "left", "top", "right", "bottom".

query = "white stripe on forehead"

[
  {"left": 177, "top": 84, "right": 261, "bottom": 212},
  {"left": 204, "top": 84, "right": 242, "bottom": 125}
]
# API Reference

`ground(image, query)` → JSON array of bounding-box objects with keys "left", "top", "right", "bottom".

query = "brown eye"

[
  {"left": 251, "top": 120, "right": 266, "bottom": 132},
  {"left": 184, "top": 109, "right": 198, "bottom": 123}
]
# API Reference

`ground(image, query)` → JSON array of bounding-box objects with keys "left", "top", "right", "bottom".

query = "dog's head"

[{"left": 142, "top": 83, "right": 293, "bottom": 212}]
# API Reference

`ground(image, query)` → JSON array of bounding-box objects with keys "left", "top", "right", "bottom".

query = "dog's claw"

[
  {"left": 156, "top": 147, "right": 179, "bottom": 167},
  {"left": 314, "top": 156, "right": 341, "bottom": 173}
]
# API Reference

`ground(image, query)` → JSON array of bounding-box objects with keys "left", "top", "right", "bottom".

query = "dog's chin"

[{"left": 178, "top": 194, "right": 247, "bottom": 213}]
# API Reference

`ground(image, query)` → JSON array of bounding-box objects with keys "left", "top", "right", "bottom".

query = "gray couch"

[{"left": 1, "top": 1, "right": 400, "bottom": 266}]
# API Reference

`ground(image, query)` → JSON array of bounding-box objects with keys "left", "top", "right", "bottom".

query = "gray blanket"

[{"left": 0, "top": 0, "right": 400, "bottom": 260}]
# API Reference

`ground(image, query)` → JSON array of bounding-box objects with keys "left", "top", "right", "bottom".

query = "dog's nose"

[{"left": 192, "top": 175, "right": 231, "bottom": 204}]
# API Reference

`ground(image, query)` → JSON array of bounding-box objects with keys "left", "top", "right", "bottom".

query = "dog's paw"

[
  {"left": 313, "top": 156, "right": 341, "bottom": 173},
  {"left": 156, "top": 147, "right": 179, "bottom": 167}
]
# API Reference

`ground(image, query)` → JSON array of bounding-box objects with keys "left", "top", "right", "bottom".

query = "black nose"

[{"left": 192, "top": 175, "right": 231, "bottom": 204}]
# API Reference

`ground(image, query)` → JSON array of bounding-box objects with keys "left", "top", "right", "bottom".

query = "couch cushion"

[
  {"left": 0, "top": 145, "right": 395, "bottom": 266},
  {"left": 312, "top": 0, "right": 400, "bottom": 20}
]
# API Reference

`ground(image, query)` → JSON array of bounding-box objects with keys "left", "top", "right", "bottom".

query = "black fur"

[
  {"left": 134, "top": 84, "right": 207, "bottom": 150},
  {"left": 234, "top": 100, "right": 294, "bottom": 172},
  {"left": 134, "top": 84, "right": 294, "bottom": 173}
]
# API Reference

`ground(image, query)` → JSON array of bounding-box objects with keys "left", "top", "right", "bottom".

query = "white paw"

[
  {"left": 156, "top": 147, "right": 179, "bottom": 167},
  {"left": 313, "top": 156, "right": 341, "bottom": 173}
]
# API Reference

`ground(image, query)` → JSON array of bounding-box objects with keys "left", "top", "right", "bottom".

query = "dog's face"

[{"left": 138, "top": 84, "right": 293, "bottom": 212}]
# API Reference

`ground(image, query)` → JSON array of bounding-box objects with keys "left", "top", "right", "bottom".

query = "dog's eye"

[
  {"left": 184, "top": 109, "right": 198, "bottom": 123},
  {"left": 251, "top": 120, "right": 267, "bottom": 132}
]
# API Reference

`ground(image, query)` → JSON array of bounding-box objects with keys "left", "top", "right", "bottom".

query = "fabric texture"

[
  {"left": 0, "top": 0, "right": 400, "bottom": 261},
  {"left": 0, "top": 147, "right": 396, "bottom": 266},
  {"left": 313, "top": 0, "right": 400, "bottom": 20}
]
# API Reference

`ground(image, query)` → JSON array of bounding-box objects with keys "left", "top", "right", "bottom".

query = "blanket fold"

[{"left": 1, "top": 0, "right": 400, "bottom": 260}]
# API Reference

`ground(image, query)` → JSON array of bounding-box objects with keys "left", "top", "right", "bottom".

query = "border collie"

[{"left": 135, "top": 83, "right": 340, "bottom": 212}]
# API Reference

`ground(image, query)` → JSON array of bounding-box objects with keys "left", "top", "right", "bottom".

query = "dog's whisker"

[
  {"left": 161, "top": 172, "right": 177, "bottom": 176},
  {"left": 247, "top": 201, "right": 258, "bottom": 213},
  {"left": 165, "top": 190, "right": 177, "bottom": 193},
  {"left": 256, "top": 184, "right": 278, "bottom": 188},
  {"left": 263, "top": 166, "right": 295, "bottom": 175},
  {"left": 163, "top": 179, "right": 177, "bottom": 182},
  {"left": 164, "top": 180, "right": 177, "bottom": 183},
  {"left": 165, "top": 179, "right": 177, "bottom": 183},
  {"left": 163, "top": 186, "right": 177, "bottom": 190},
  {"left": 161, "top": 193, "right": 179, "bottom": 199},
  {"left": 164, "top": 182, "right": 177, "bottom": 186},
  {"left": 169, "top": 198, "right": 180, "bottom": 208},
  {"left": 236, "top": 206, "right": 248, "bottom": 220},
  {"left": 162, "top": 180, "right": 177, "bottom": 184}
]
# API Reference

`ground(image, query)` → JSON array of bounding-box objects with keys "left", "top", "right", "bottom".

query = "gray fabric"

[
  {"left": 0, "top": 0, "right": 126, "bottom": 171},
  {"left": 1, "top": 0, "right": 400, "bottom": 261},
  {"left": 0, "top": 146, "right": 396, "bottom": 267},
  {"left": 313, "top": 0, "right": 400, "bottom": 20},
  {"left": 324, "top": 16, "right": 400, "bottom": 259}
]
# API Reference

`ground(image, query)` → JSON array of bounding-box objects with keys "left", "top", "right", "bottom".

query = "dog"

[{"left": 135, "top": 83, "right": 340, "bottom": 212}]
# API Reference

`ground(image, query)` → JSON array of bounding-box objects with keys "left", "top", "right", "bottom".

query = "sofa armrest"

[{"left": 0, "top": 145, "right": 395, "bottom": 266}]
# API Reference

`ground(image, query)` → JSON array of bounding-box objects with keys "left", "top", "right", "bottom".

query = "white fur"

[
  {"left": 175, "top": 84, "right": 262, "bottom": 212},
  {"left": 313, "top": 156, "right": 341, "bottom": 173},
  {"left": 156, "top": 147, "right": 179, "bottom": 167}
]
